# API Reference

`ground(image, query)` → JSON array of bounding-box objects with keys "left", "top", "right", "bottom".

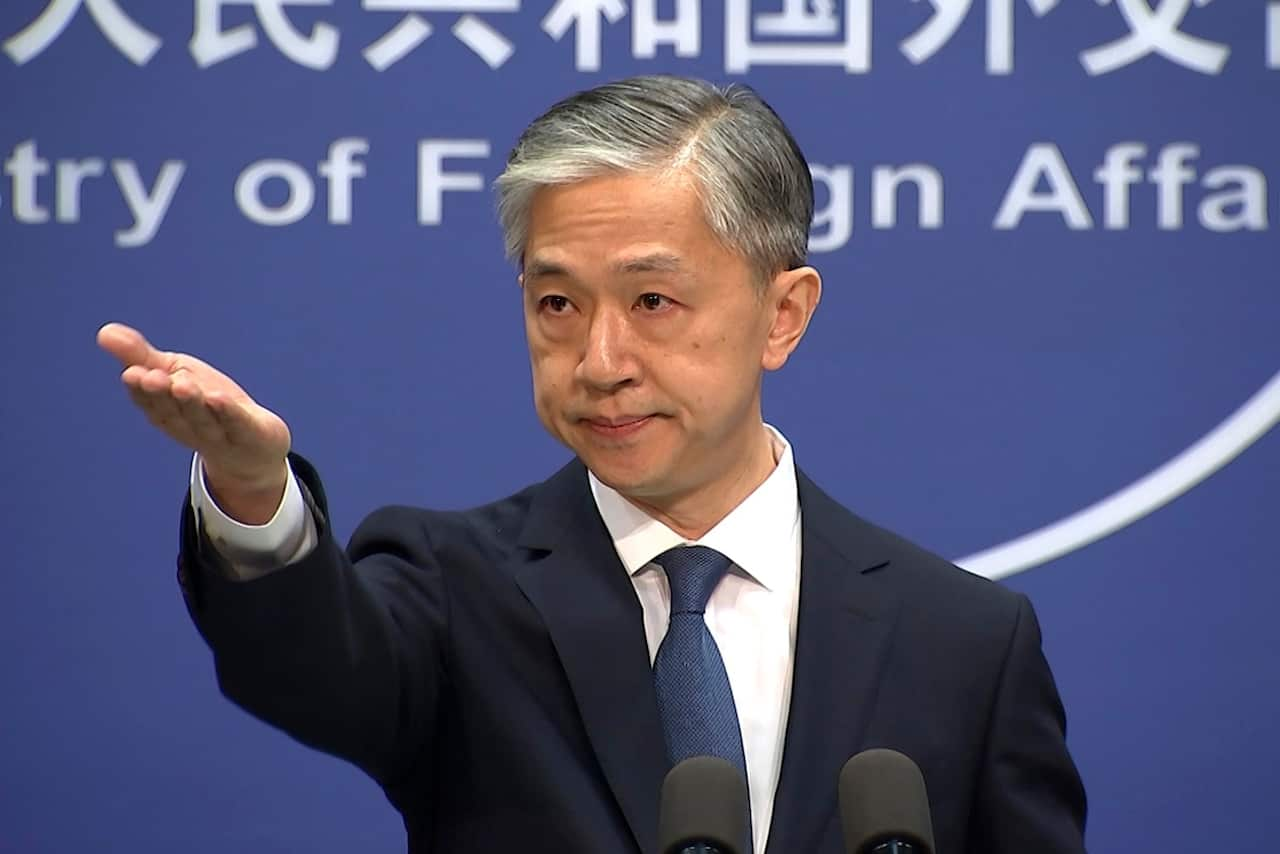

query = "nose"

[{"left": 575, "top": 306, "right": 640, "bottom": 392}]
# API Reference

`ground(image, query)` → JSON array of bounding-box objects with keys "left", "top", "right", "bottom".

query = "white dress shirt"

[
  {"left": 587, "top": 427, "right": 802, "bottom": 852},
  {"left": 191, "top": 425, "right": 802, "bottom": 853}
]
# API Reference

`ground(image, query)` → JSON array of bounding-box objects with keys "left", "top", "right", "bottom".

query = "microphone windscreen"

[
  {"left": 658, "top": 756, "right": 751, "bottom": 854},
  {"left": 838, "top": 749, "right": 935, "bottom": 854}
]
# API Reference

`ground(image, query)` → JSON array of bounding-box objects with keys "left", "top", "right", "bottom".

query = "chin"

[
  {"left": 556, "top": 418, "right": 680, "bottom": 491},
  {"left": 579, "top": 450, "right": 671, "bottom": 497}
]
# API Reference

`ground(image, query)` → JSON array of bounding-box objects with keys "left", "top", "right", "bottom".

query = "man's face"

[{"left": 520, "top": 169, "right": 807, "bottom": 507}]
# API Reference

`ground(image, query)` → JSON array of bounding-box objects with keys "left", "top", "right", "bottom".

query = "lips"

[
  {"left": 579, "top": 414, "right": 657, "bottom": 438},
  {"left": 584, "top": 415, "right": 651, "bottom": 427}
]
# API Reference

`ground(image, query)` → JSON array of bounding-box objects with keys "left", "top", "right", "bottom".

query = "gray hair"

[{"left": 495, "top": 75, "right": 814, "bottom": 282}]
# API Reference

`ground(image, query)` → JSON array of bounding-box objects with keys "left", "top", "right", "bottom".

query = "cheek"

[
  {"left": 529, "top": 360, "right": 566, "bottom": 415},
  {"left": 673, "top": 333, "right": 754, "bottom": 390},
  {"left": 530, "top": 380, "right": 561, "bottom": 439}
]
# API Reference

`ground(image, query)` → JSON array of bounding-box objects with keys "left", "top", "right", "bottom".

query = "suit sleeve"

[
  {"left": 967, "top": 594, "right": 1088, "bottom": 853},
  {"left": 188, "top": 452, "right": 317, "bottom": 579},
  {"left": 176, "top": 452, "right": 448, "bottom": 788}
]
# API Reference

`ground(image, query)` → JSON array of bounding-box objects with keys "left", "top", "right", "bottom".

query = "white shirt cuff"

[{"left": 189, "top": 453, "right": 317, "bottom": 579}]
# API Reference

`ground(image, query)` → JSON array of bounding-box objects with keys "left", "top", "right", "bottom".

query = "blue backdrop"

[{"left": 2, "top": 1, "right": 1277, "bottom": 851}]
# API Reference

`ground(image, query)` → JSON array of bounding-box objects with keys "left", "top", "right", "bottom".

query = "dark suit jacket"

[{"left": 178, "top": 454, "right": 1086, "bottom": 854}]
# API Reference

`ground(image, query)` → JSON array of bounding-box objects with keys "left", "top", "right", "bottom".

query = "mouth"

[{"left": 579, "top": 415, "right": 656, "bottom": 439}]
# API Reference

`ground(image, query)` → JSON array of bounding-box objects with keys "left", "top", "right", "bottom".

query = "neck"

[{"left": 623, "top": 423, "right": 778, "bottom": 540}]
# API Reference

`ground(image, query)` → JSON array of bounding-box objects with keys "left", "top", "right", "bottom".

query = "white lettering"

[
  {"left": 190, "top": 0, "right": 338, "bottom": 70},
  {"left": 56, "top": 158, "right": 106, "bottom": 222},
  {"left": 901, "top": 0, "right": 1060, "bottom": 75},
  {"left": 112, "top": 159, "right": 185, "bottom": 247},
  {"left": 317, "top": 137, "right": 368, "bottom": 225},
  {"left": 1148, "top": 143, "right": 1198, "bottom": 230},
  {"left": 542, "top": 0, "right": 627, "bottom": 73},
  {"left": 809, "top": 164, "right": 853, "bottom": 252},
  {"left": 995, "top": 143, "right": 1093, "bottom": 229},
  {"left": 4, "top": 140, "right": 51, "bottom": 224},
  {"left": 4, "top": 0, "right": 161, "bottom": 66},
  {"left": 871, "top": 164, "right": 944, "bottom": 229},
  {"left": 1092, "top": 142, "right": 1146, "bottom": 229},
  {"left": 1081, "top": 0, "right": 1229, "bottom": 76},
  {"left": 632, "top": 0, "right": 700, "bottom": 58},
  {"left": 1270, "top": 3, "right": 1280, "bottom": 68},
  {"left": 1199, "top": 166, "right": 1268, "bottom": 231},
  {"left": 417, "top": 139, "right": 489, "bottom": 226},
  {"left": 726, "top": 0, "right": 870, "bottom": 73},
  {"left": 235, "top": 159, "right": 314, "bottom": 226}
]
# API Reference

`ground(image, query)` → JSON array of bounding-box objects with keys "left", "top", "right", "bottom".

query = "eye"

[
  {"left": 538, "top": 294, "right": 572, "bottom": 314},
  {"left": 637, "top": 293, "right": 672, "bottom": 312}
]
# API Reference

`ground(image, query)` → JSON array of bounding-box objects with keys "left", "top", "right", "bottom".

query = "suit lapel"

[
  {"left": 512, "top": 460, "right": 668, "bottom": 854},
  {"left": 765, "top": 472, "right": 901, "bottom": 854}
]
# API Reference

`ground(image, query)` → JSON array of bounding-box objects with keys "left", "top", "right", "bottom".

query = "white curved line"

[{"left": 957, "top": 368, "right": 1280, "bottom": 580}]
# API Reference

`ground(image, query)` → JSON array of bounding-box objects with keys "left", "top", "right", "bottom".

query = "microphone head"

[
  {"left": 838, "top": 749, "right": 935, "bottom": 854},
  {"left": 658, "top": 756, "right": 751, "bottom": 854}
]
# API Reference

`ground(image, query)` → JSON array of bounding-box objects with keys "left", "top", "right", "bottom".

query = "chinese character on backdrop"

[
  {"left": 5, "top": 0, "right": 161, "bottom": 65},
  {"left": 190, "top": 0, "right": 339, "bottom": 70},
  {"left": 724, "top": 0, "right": 871, "bottom": 74},
  {"left": 541, "top": 0, "right": 626, "bottom": 72},
  {"left": 1080, "top": 0, "right": 1229, "bottom": 75},
  {"left": 900, "top": 0, "right": 1059, "bottom": 75},
  {"left": 1270, "top": 2, "right": 1280, "bottom": 68},
  {"left": 364, "top": 0, "right": 519, "bottom": 71}
]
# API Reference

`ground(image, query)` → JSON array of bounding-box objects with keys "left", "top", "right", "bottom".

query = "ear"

[{"left": 761, "top": 266, "right": 822, "bottom": 372}]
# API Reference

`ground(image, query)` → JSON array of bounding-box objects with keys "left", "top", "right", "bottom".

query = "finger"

[
  {"left": 128, "top": 387, "right": 184, "bottom": 435},
  {"left": 127, "top": 370, "right": 184, "bottom": 425},
  {"left": 120, "top": 364, "right": 148, "bottom": 390},
  {"left": 171, "top": 375, "right": 228, "bottom": 446},
  {"left": 127, "top": 386, "right": 209, "bottom": 452},
  {"left": 120, "top": 363, "right": 175, "bottom": 391},
  {"left": 97, "top": 322, "right": 174, "bottom": 371},
  {"left": 137, "top": 366, "right": 177, "bottom": 395}
]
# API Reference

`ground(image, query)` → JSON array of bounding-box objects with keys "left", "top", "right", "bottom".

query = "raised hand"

[{"left": 98, "top": 322, "right": 292, "bottom": 524}]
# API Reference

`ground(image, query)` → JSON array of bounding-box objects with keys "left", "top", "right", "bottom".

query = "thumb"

[{"left": 97, "top": 322, "right": 173, "bottom": 371}]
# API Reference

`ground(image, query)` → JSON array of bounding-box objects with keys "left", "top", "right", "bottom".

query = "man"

[{"left": 99, "top": 76, "right": 1086, "bottom": 853}]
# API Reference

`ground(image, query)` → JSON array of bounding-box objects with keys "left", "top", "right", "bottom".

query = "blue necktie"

[{"left": 652, "top": 546, "right": 749, "bottom": 782}]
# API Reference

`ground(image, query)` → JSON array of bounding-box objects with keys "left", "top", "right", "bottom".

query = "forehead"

[{"left": 523, "top": 170, "right": 717, "bottom": 268}]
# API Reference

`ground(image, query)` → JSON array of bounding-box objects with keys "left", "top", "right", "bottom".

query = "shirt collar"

[{"left": 587, "top": 424, "right": 800, "bottom": 592}]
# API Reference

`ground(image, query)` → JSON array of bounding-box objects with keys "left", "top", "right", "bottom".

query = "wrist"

[{"left": 202, "top": 459, "right": 289, "bottom": 526}]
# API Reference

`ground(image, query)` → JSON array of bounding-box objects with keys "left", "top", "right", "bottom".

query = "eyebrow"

[
  {"left": 522, "top": 259, "right": 569, "bottom": 281},
  {"left": 523, "top": 252, "right": 684, "bottom": 281},
  {"left": 614, "top": 252, "right": 683, "bottom": 275}
]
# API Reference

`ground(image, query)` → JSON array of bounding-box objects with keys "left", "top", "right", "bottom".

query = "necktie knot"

[{"left": 655, "top": 546, "right": 732, "bottom": 615}]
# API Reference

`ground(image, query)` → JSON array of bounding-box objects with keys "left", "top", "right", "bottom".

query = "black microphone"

[
  {"left": 657, "top": 756, "right": 751, "bottom": 854},
  {"left": 838, "top": 749, "right": 936, "bottom": 854}
]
